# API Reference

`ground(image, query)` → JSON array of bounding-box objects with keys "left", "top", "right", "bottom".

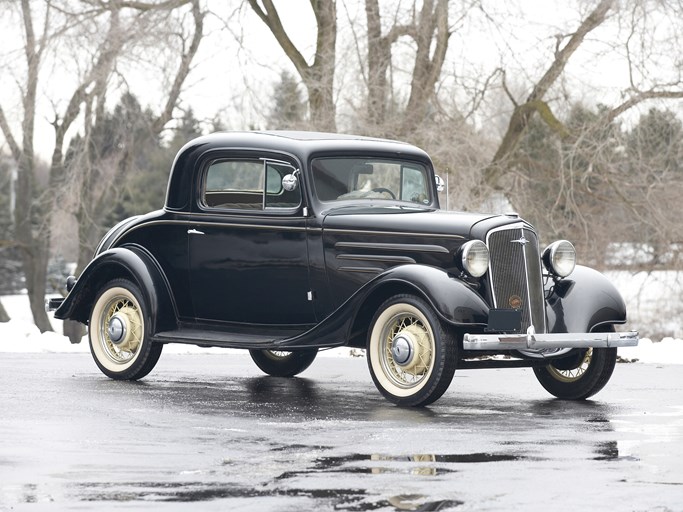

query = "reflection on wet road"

[{"left": 0, "top": 353, "right": 681, "bottom": 511}]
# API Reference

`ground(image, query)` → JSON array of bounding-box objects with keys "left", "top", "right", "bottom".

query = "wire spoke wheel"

[
  {"left": 99, "top": 296, "right": 144, "bottom": 364},
  {"left": 89, "top": 279, "right": 162, "bottom": 380},
  {"left": 533, "top": 326, "right": 618, "bottom": 401},
  {"left": 367, "top": 295, "right": 456, "bottom": 407},
  {"left": 379, "top": 312, "right": 434, "bottom": 389},
  {"left": 547, "top": 349, "right": 592, "bottom": 383}
]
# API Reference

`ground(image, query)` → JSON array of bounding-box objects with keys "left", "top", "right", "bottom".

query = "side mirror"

[
  {"left": 282, "top": 173, "right": 299, "bottom": 192},
  {"left": 435, "top": 175, "right": 445, "bottom": 193}
]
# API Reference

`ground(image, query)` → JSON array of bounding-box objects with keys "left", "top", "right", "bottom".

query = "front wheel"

[
  {"left": 249, "top": 349, "right": 318, "bottom": 377},
  {"left": 533, "top": 345, "right": 618, "bottom": 400},
  {"left": 89, "top": 278, "right": 162, "bottom": 380},
  {"left": 367, "top": 294, "right": 456, "bottom": 407}
]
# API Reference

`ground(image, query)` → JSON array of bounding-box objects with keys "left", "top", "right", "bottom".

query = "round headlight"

[
  {"left": 461, "top": 240, "right": 489, "bottom": 278},
  {"left": 543, "top": 240, "right": 576, "bottom": 277}
]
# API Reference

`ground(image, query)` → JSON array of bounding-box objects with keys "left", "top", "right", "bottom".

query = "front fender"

[
  {"left": 545, "top": 265, "right": 627, "bottom": 333},
  {"left": 363, "top": 264, "right": 490, "bottom": 326},
  {"left": 55, "top": 245, "right": 177, "bottom": 334}
]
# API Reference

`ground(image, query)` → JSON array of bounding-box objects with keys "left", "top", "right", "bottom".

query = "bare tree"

[
  {"left": 246, "top": 0, "right": 337, "bottom": 131},
  {"left": 484, "top": 0, "right": 683, "bottom": 190},
  {"left": 0, "top": 0, "right": 203, "bottom": 333},
  {"left": 483, "top": 0, "right": 614, "bottom": 189},
  {"left": 362, "top": 0, "right": 453, "bottom": 136}
]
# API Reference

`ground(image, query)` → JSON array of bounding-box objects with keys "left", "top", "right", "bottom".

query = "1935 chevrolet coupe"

[{"left": 51, "top": 131, "right": 639, "bottom": 406}]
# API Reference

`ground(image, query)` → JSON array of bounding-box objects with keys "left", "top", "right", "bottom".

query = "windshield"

[{"left": 311, "top": 157, "right": 432, "bottom": 205}]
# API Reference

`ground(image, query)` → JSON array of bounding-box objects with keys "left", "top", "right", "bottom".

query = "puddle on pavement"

[
  {"left": 274, "top": 452, "right": 525, "bottom": 480},
  {"left": 315, "top": 452, "right": 525, "bottom": 468},
  {"left": 593, "top": 441, "right": 640, "bottom": 462},
  {"left": 70, "top": 481, "right": 463, "bottom": 511}
]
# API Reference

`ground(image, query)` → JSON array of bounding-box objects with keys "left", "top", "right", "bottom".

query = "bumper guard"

[{"left": 463, "top": 326, "right": 639, "bottom": 351}]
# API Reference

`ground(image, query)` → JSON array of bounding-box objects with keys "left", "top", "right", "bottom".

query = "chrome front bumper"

[{"left": 463, "top": 326, "right": 639, "bottom": 351}]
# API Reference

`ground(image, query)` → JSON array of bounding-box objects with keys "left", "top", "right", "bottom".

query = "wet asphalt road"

[{"left": 0, "top": 352, "right": 682, "bottom": 512}]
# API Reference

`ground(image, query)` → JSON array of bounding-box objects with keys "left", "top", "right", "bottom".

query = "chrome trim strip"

[
  {"left": 336, "top": 254, "right": 417, "bottom": 264},
  {"left": 338, "top": 266, "right": 383, "bottom": 273},
  {"left": 463, "top": 327, "right": 639, "bottom": 350},
  {"left": 326, "top": 228, "right": 464, "bottom": 239},
  {"left": 111, "top": 219, "right": 307, "bottom": 246},
  {"left": 335, "top": 241, "right": 450, "bottom": 254}
]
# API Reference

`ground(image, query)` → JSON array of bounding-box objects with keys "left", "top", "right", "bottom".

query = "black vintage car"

[{"left": 51, "top": 131, "right": 638, "bottom": 406}]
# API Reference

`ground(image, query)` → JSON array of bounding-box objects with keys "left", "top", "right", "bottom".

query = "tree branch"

[
  {"left": 605, "top": 89, "right": 683, "bottom": 123},
  {"left": 246, "top": 0, "right": 310, "bottom": 75},
  {"left": 0, "top": 105, "right": 22, "bottom": 162},
  {"left": 152, "top": 0, "right": 204, "bottom": 132}
]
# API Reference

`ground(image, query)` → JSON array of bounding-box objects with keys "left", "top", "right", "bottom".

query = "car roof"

[{"left": 165, "top": 131, "right": 432, "bottom": 210}]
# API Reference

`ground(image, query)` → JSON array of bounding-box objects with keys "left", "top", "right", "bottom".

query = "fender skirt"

[{"left": 54, "top": 245, "right": 176, "bottom": 335}]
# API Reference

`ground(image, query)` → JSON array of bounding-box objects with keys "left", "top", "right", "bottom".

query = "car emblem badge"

[
  {"left": 511, "top": 236, "right": 529, "bottom": 246},
  {"left": 509, "top": 295, "right": 523, "bottom": 309}
]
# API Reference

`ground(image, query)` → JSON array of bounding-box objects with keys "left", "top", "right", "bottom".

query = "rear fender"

[
  {"left": 55, "top": 245, "right": 177, "bottom": 334},
  {"left": 544, "top": 265, "right": 627, "bottom": 333}
]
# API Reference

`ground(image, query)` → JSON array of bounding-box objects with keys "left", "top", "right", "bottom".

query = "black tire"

[
  {"left": 366, "top": 294, "right": 456, "bottom": 407},
  {"left": 249, "top": 349, "right": 318, "bottom": 377},
  {"left": 533, "top": 341, "right": 618, "bottom": 400},
  {"left": 89, "top": 278, "right": 162, "bottom": 380}
]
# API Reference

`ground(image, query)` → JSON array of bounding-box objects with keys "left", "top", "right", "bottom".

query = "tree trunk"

[
  {"left": 247, "top": 0, "right": 337, "bottom": 131},
  {"left": 401, "top": 0, "right": 450, "bottom": 134},
  {"left": 21, "top": 237, "right": 53, "bottom": 333},
  {"left": 64, "top": 203, "right": 104, "bottom": 344},
  {"left": 0, "top": 299, "right": 9, "bottom": 323}
]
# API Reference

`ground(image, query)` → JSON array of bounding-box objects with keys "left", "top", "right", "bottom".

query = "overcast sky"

[{"left": 0, "top": 0, "right": 679, "bottom": 159}]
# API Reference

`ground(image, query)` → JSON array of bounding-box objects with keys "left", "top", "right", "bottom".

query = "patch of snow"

[{"left": 2, "top": 278, "right": 683, "bottom": 364}]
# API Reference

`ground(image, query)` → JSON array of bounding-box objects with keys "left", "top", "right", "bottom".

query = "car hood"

[{"left": 321, "top": 205, "right": 527, "bottom": 240}]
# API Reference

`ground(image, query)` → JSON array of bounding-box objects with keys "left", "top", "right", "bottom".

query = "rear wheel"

[
  {"left": 249, "top": 349, "right": 318, "bottom": 377},
  {"left": 533, "top": 327, "right": 618, "bottom": 400},
  {"left": 89, "top": 279, "right": 162, "bottom": 380},
  {"left": 367, "top": 294, "right": 456, "bottom": 407}
]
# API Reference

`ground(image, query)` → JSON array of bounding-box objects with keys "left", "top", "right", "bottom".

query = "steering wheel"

[{"left": 371, "top": 187, "right": 396, "bottom": 199}]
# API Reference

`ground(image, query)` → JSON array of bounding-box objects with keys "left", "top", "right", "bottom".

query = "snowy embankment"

[{"left": 1, "top": 269, "right": 682, "bottom": 363}]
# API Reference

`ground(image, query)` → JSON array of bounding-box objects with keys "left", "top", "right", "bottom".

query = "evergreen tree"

[
  {"left": 267, "top": 71, "right": 306, "bottom": 130},
  {"left": 0, "top": 157, "right": 24, "bottom": 296},
  {"left": 109, "top": 108, "right": 203, "bottom": 222}
]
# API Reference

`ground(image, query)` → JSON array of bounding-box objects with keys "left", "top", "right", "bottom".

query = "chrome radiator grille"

[{"left": 486, "top": 225, "right": 546, "bottom": 333}]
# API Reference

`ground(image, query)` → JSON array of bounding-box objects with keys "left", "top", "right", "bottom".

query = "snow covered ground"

[{"left": 1, "top": 269, "right": 682, "bottom": 363}]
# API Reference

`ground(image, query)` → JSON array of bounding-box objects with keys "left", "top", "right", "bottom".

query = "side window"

[
  {"left": 401, "top": 166, "right": 429, "bottom": 204},
  {"left": 203, "top": 159, "right": 300, "bottom": 210}
]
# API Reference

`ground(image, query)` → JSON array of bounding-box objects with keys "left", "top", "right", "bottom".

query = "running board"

[{"left": 153, "top": 328, "right": 294, "bottom": 350}]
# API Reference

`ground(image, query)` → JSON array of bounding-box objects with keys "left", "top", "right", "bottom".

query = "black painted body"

[{"left": 56, "top": 131, "right": 627, "bottom": 357}]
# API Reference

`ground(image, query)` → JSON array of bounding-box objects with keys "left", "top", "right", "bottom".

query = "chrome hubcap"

[
  {"left": 100, "top": 299, "right": 143, "bottom": 362},
  {"left": 108, "top": 315, "right": 126, "bottom": 344},
  {"left": 380, "top": 313, "right": 434, "bottom": 389},
  {"left": 391, "top": 334, "right": 414, "bottom": 365}
]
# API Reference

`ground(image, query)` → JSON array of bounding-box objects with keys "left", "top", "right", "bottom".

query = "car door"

[{"left": 188, "top": 155, "right": 315, "bottom": 326}]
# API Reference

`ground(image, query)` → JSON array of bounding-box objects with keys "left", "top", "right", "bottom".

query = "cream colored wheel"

[
  {"left": 367, "top": 295, "right": 456, "bottom": 407},
  {"left": 547, "top": 349, "right": 592, "bottom": 382},
  {"left": 89, "top": 279, "right": 162, "bottom": 380},
  {"left": 533, "top": 328, "right": 618, "bottom": 400},
  {"left": 370, "top": 304, "right": 435, "bottom": 395}
]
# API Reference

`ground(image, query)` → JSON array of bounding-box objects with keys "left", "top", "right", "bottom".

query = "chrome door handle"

[{"left": 187, "top": 229, "right": 205, "bottom": 235}]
